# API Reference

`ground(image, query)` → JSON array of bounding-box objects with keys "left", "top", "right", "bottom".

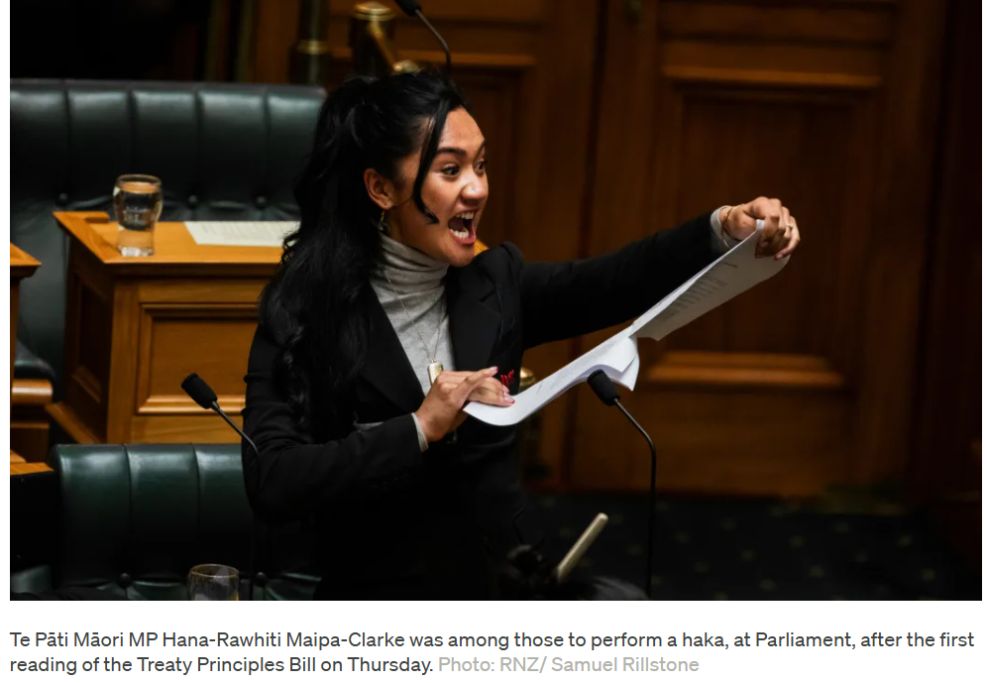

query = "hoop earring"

[{"left": 377, "top": 210, "right": 387, "bottom": 233}]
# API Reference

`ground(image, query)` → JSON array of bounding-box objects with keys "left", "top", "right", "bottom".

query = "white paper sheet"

[
  {"left": 184, "top": 221, "right": 298, "bottom": 247},
  {"left": 467, "top": 333, "right": 641, "bottom": 427},
  {"left": 465, "top": 223, "right": 788, "bottom": 426}
]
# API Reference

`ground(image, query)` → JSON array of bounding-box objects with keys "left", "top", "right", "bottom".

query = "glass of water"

[
  {"left": 113, "top": 174, "right": 162, "bottom": 257},
  {"left": 187, "top": 564, "right": 240, "bottom": 601}
]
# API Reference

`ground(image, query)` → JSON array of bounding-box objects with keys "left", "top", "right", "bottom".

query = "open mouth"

[{"left": 448, "top": 211, "right": 477, "bottom": 245}]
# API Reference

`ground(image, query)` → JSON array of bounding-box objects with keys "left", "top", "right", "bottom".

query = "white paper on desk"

[
  {"left": 464, "top": 226, "right": 788, "bottom": 426},
  {"left": 185, "top": 221, "right": 298, "bottom": 247}
]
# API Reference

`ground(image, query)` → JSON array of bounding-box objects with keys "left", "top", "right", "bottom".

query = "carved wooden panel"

[
  {"left": 646, "top": 86, "right": 877, "bottom": 378},
  {"left": 102, "top": 277, "right": 267, "bottom": 443},
  {"left": 568, "top": 0, "right": 947, "bottom": 495},
  {"left": 62, "top": 248, "right": 115, "bottom": 439},
  {"left": 135, "top": 304, "right": 259, "bottom": 415}
]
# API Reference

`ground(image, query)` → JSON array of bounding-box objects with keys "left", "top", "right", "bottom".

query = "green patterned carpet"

[{"left": 532, "top": 494, "right": 980, "bottom": 600}]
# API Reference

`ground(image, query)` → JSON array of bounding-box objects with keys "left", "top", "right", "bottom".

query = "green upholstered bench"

[{"left": 10, "top": 444, "right": 319, "bottom": 600}]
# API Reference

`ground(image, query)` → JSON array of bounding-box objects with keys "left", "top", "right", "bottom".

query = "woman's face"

[{"left": 382, "top": 108, "right": 488, "bottom": 267}]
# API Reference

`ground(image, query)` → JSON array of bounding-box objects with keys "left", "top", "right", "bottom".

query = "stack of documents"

[{"left": 465, "top": 224, "right": 788, "bottom": 426}]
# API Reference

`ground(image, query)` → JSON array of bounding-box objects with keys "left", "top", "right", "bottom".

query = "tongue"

[{"left": 449, "top": 216, "right": 467, "bottom": 232}]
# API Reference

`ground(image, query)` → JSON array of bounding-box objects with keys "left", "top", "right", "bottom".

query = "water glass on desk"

[
  {"left": 113, "top": 174, "right": 162, "bottom": 257},
  {"left": 187, "top": 564, "right": 240, "bottom": 601}
]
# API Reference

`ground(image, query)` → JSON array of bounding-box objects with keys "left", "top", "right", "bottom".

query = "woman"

[{"left": 243, "top": 70, "right": 800, "bottom": 599}]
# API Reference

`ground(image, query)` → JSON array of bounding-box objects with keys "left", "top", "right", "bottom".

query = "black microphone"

[
  {"left": 587, "top": 369, "right": 620, "bottom": 406},
  {"left": 181, "top": 372, "right": 217, "bottom": 409},
  {"left": 394, "top": 0, "right": 452, "bottom": 72},
  {"left": 181, "top": 372, "right": 261, "bottom": 600},
  {"left": 586, "top": 369, "right": 658, "bottom": 599},
  {"left": 181, "top": 372, "right": 259, "bottom": 456}
]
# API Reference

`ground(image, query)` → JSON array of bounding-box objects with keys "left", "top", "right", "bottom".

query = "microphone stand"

[
  {"left": 413, "top": 8, "right": 451, "bottom": 72},
  {"left": 394, "top": 0, "right": 452, "bottom": 72},
  {"left": 587, "top": 370, "right": 657, "bottom": 599}
]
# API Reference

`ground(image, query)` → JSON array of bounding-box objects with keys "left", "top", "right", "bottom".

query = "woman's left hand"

[{"left": 719, "top": 196, "right": 801, "bottom": 260}]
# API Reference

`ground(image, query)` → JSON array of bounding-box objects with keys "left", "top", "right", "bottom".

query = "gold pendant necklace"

[{"left": 427, "top": 361, "right": 444, "bottom": 385}]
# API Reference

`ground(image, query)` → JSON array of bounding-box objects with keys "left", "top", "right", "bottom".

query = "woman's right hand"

[{"left": 414, "top": 366, "right": 514, "bottom": 443}]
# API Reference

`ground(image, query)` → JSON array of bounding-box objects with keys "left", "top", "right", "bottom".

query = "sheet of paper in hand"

[{"left": 464, "top": 222, "right": 788, "bottom": 426}]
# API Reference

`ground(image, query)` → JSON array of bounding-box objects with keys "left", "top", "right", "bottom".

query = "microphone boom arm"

[
  {"left": 210, "top": 400, "right": 260, "bottom": 456},
  {"left": 413, "top": 9, "right": 452, "bottom": 72},
  {"left": 588, "top": 369, "right": 658, "bottom": 599}
]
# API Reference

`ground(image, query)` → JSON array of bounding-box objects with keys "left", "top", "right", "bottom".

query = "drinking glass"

[
  {"left": 113, "top": 174, "right": 162, "bottom": 256},
  {"left": 187, "top": 563, "right": 240, "bottom": 601}
]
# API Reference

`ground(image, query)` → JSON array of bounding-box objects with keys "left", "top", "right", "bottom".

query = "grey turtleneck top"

[
  {"left": 370, "top": 232, "right": 457, "bottom": 391},
  {"left": 367, "top": 232, "right": 457, "bottom": 450}
]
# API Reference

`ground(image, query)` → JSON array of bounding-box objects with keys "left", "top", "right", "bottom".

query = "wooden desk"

[
  {"left": 50, "top": 212, "right": 282, "bottom": 443},
  {"left": 10, "top": 244, "right": 52, "bottom": 460},
  {"left": 8, "top": 449, "right": 50, "bottom": 478},
  {"left": 9, "top": 244, "right": 40, "bottom": 372}
]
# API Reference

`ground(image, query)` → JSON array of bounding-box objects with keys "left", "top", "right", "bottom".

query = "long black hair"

[{"left": 259, "top": 70, "right": 469, "bottom": 433}]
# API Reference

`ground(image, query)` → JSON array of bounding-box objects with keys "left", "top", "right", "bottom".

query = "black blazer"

[{"left": 242, "top": 212, "right": 718, "bottom": 599}]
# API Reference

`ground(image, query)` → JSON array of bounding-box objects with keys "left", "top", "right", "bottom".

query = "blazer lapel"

[
  {"left": 356, "top": 264, "right": 502, "bottom": 415},
  {"left": 447, "top": 265, "right": 500, "bottom": 372},
  {"left": 359, "top": 290, "right": 425, "bottom": 414}
]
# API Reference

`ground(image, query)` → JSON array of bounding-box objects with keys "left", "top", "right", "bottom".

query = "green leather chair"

[{"left": 10, "top": 444, "right": 319, "bottom": 600}]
